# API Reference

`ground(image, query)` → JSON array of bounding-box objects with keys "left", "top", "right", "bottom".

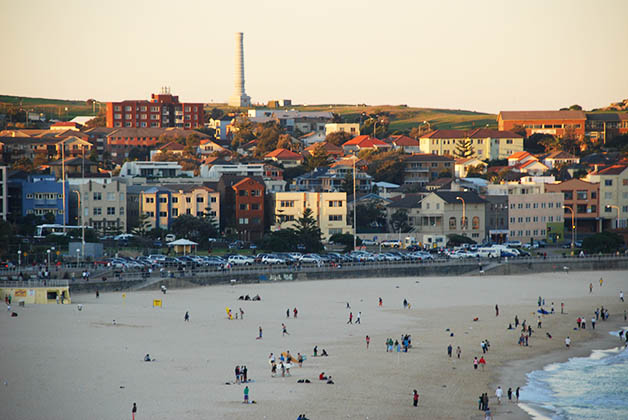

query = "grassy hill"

[
  {"left": 0, "top": 95, "right": 99, "bottom": 120},
  {"left": 211, "top": 103, "right": 497, "bottom": 133}
]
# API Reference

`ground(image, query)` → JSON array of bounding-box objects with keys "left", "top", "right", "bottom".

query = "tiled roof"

[
  {"left": 342, "top": 135, "right": 388, "bottom": 147},
  {"left": 433, "top": 190, "right": 485, "bottom": 204},
  {"left": 467, "top": 128, "right": 523, "bottom": 139},
  {"left": 499, "top": 110, "right": 586, "bottom": 121},
  {"left": 593, "top": 164, "right": 628, "bottom": 175},
  {"left": 388, "top": 135, "right": 420, "bottom": 146},
  {"left": 264, "top": 148, "right": 304, "bottom": 160},
  {"left": 540, "top": 151, "right": 578, "bottom": 160},
  {"left": 157, "top": 141, "right": 185, "bottom": 151},
  {"left": 420, "top": 129, "right": 467, "bottom": 139},
  {"left": 508, "top": 151, "right": 534, "bottom": 160},
  {"left": 406, "top": 153, "right": 454, "bottom": 162},
  {"left": 304, "top": 141, "right": 343, "bottom": 153}
]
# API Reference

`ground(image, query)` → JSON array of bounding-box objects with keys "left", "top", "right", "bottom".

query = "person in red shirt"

[
  {"left": 479, "top": 356, "right": 486, "bottom": 370},
  {"left": 413, "top": 390, "right": 419, "bottom": 407},
  {"left": 366, "top": 335, "right": 370, "bottom": 349}
]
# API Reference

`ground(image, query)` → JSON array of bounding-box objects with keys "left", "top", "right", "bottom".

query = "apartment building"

[
  {"left": 419, "top": 129, "right": 523, "bottom": 160},
  {"left": 325, "top": 123, "right": 360, "bottom": 136},
  {"left": 487, "top": 183, "right": 564, "bottom": 244},
  {"left": 585, "top": 165, "right": 628, "bottom": 229},
  {"left": 106, "top": 89, "right": 204, "bottom": 129},
  {"left": 584, "top": 113, "right": 628, "bottom": 144},
  {"left": 272, "top": 192, "right": 352, "bottom": 240},
  {"left": 8, "top": 174, "right": 68, "bottom": 224},
  {"left": 120, "top": 161, "right": 183, "bottom": 178},
  {"left": 497, "top": 110, "right": 586, "bottom": 139},
  {"left": 217, "top": 176, "right": 265, "bottom": 241},
  {"left": 139, "top": 185, "right": 219, "bottom": 231},
  {"left": 545, "top": 179, "right": 600, "bottom": 233},
  {"left": 71, "top": 179, "right": 127, "bottom": 234},
  {"left": 403, "top": 154, "right": 454, "bottom": 185}
]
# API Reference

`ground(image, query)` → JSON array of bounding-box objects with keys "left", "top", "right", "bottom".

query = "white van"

[
  {"left": 165, "top": 234, "right": 176, "bottom": 242},
  {"left": 477, "top": 246, "right": 501, "bottom": 258}
]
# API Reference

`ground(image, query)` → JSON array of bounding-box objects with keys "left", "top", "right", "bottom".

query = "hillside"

[{"left": 0, "top": 95, "right": 99, "bottom": 120}]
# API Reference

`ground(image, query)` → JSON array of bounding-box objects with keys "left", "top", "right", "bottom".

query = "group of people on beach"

[
  {"left": 385, "top": 335, "right": 411, "bottom": 352},
  {"left": 234, "top": 365, "right": 249, "bottom": 383},
  {"left": 238, "top": 294, "right": 261, "bottom": 301}
]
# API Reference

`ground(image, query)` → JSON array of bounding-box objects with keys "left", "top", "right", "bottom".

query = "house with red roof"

[
  {"left": 264, "top": 148, "right": 304, "bottom": 168},
  {"left": 303, "top": 141, "right": 343, "bottom": 159},
  {"left": 342, "top": 135, "right": 391, "bottom": 153},
  {"left": 50, "top": 121, "right": 82, "bottom": 131},
  {"left": 386, "top": 135, "right": 421, "bottom": 153},
  {"left": 150, "top": 141, "right": 185, "bottom": 160}
]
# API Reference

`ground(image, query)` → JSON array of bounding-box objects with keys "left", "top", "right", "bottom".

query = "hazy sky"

[{"left": 1, "top": 0, "right": 627, "bottom": 113}]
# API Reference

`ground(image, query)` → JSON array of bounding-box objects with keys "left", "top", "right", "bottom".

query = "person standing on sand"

[
  {"left": 293, "top": 307, "right": 298, "bottom": 318},
  {"left": 514, "top": 315, "right": 519, "bottom": 327},
  {"left": 356, "top": 312, "right": 361, "bottom": 324},
  {"left": 565, "top": 336, "right": 571, "bottom": 348},
  {"left": 258, "top": 326, "right": 263, "bottom": 339},
  {"left": 495, "top": 304, "right": 499, "bottom": 316},
  {"left": 447, "top": 344, "right": 453, "bottom": 357},
  {"left": 591, "top": 317, "right": 596, "bottom": 330},
  {"left": 413, "top": 390, "right": 419, "bottom": 407},
  {"left": 561, "top": 302, "right": 564, "bottom": 314},
  {"left": 507, "top": 387, "right": 512, "bottom": 402},
  {"left": 286, "top": 308, "right": 290, "bottom": 318},
  {"left": 479, "top": 356, "right": 486, "bottom": 369},
  {"left": 495, "top": 386, "right": 503, "bottom": 404},
  {"left": 378, "top": 297, "right": 382, "bottom": 307},
  {"left": 366, "top": 335, "right": 370, "bottom": 349},
  {"left": 516, "top": 387, "right": 520, "bottom": 402},
  {"left": 456, "top": 346, "right": 462, "bottom": 359},
  {"left": 132, "top": 402, "right": 137, "bottom": 420},
  {"left": 620, "top": 291, "right": 624, "bottom": 302},
  {"left": 282, "top": 323, "right": 289, "bottom": 335},
  {"left": 473, "top": 357, "right": 479, "bottom": 370},
  {"left": 243, "top": 386, "right": 249, "bottom": 403}
]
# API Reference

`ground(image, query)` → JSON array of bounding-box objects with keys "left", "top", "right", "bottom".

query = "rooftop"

[{"left": 499, "top": 110, "right": 586, "bottom": 121}]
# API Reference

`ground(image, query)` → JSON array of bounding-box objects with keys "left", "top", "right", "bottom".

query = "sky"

[{"left": 1, "top": 0, "right": 627, "bottom": 113}]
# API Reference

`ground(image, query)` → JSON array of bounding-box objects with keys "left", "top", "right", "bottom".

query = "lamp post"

[
  {"left": 76, "top": 248, "right": 80, "bottom": 266},
  {"left": 353, "top": 153, "right": 357, "bottom": 251},
  {"left": 456, "top": 196, "right": 466, "bottom": 232},
  {"left": 47, "top": 249, "right": 51, "bottom": 267},
  {"left": 605, "top": 205, "right": 620, "bottom": 229},
  {"left": 73, "top": 190, "right": 85, "bottom": 258},
  {"left": 563, "top": 205, "right": 575, "bottom": 249},
  {"left": 18, "top": 250, "right": 22, "bottom": 269}
]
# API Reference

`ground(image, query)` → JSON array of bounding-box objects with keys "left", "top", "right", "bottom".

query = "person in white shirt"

[
  {"left": 565, "top": 336, "right": 571, "bottom": 348},
  {"left": 495, "top": 386, "right": 503, "bottom": 404},
  {"left": 620, "top": 291, "right": 624, "bottom": 302}
]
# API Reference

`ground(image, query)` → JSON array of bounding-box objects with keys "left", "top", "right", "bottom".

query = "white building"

[{"left": 120, "top": 161, "right": 183, "bottom": 178}]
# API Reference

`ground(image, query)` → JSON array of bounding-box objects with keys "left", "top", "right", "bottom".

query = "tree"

[
  {"left": 304, "top": 143, "right": 331, "bottom": 171},
  {"left": 454, "top": 138, "right": 474, "bottom": 158},
  {"left": 170, "top": 213, "right": 218, "bottom": 243},
  {"left": 253, "top": 123, "right": 283, "bottom": 157},
  {"left": 329, "top": 232, "right": 362, "bottom": 252},
  {"left": 538, "top": 134, "right": 560, "bottom": 152},
  {"left": 260, "top": 229, "right": 298, "bottom": 252},
  {"left": 355, "top": 201, "right": 386, "bottom": 231},
  {"left": 525, "top": 133, "right": 551, "bottom": 154},
  {"left": 340, "top": 171, "right": 354, "bottom": 193},
  {"left": 326, "top": 131, "right": 353, "bottom": 146},
  {"left": 84, "top": 112, "right": 105, "bottom": 128},
  {"left": 582, "top": 232, "right": 624, "bottom": 254},
  {"left": 209, "top": 108, "right": 225, "bottom": 120},
  {"left": 12, "top": 158, "right": 34, "bottom": 172},
  {"left": 559, "top": 127, "right": 581, "bottom": 156},
  {"left": 128, "top": 147, "right": 148, "bottom": 161},
  {"left": 88, "top": 148, "right": 99, "bottom": 162},
  {"left": 276, "top": 134, "right": 293, "bottom": 150},
  {"left": 446, "top": 234, "right": 476, "bottom": 247},
  {"left": 390, "top": 209, "right": 410, "bottom": 233},
  {"left": 568, "top": 104, "right": 583, "bottom": 111},
  {"left": 184, "top": 134, "right": 201, "bottom": 156},
  {"left": 231, "top": 117, "right": 255, "bottom": 149},
  {"left": 133, "top": 213, "right": 152, "bottom": 237},
  {"left": 363, "top": 149, "right": 408, "bottom": 184},
  {"left": 291, "top": 208, "right": 323, "bottom": 252}
]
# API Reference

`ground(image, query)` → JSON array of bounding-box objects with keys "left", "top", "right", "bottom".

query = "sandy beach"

[{"left": 1, "top": 269, "right": 627, "bottom": 420}]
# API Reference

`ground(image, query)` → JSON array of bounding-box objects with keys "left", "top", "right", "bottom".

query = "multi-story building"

[
  {"left": 0, "top": 166, "right": 7, "bottom": 221},
  {"left": 8, "top": 174, "right": 68, "bottom": 224},
  {"left": 404, "top": 154, "right": 455, "bottom": 185},
  {"left": 585, "top": 113, "right": 628, "bottom": 144},
  {"left": 217, "top": 176, "right": 265, "bottom": 241},
  {"left": 294, "top": 167, "right": 372, "bottom": 193},
  {"left": 487, "top": 183, "right": 564, "bottom": 244},
  {"left": 106, "top": 89, "right": 204, "bottom": 129},
  {"left": 207, "top": 117, "right": 234, "bottom": 140},
  {"left": 497, "top": 110, "right": 586, "bottom": 139},
  {"left": 138, "top": 185, "right": 219, "bottom": 231},
  {"left": 120, "top": 161, "right": 183, "bottom": 178},
  {"left": 70, "top": 179, "right": 127, "bottom": 234},
  {"left": 419, "top": 129, "right": 523, "bottom": 160},
  {"left": 247, "top": 109, "right": 333, "bottom": 134},
  {"left": 585, "top": 164, "right": 628, "bottom": 229},
  {"left": 483, "top": 195, "right": 509, "bottom": 243},
  {"left": 271, "top": 192, "right": 352, "bottom": 240},
  {"left": 545, "top": 179, "right": 600, "bottom": 233}
]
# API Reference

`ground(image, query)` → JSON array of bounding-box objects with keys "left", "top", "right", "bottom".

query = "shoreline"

[{"left": 492, "top": 316, "right": 628, "bottom": 419}]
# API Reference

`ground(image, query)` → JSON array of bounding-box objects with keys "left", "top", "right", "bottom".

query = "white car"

[
  {"left": 380, "top": 240, "right": 401, "bottom": 248},
  {"left": 228, "top": 255, "right": 255, "bottom": 266},
  {"left": 262, "top": 254, "right": 285, "bottom": 264}
]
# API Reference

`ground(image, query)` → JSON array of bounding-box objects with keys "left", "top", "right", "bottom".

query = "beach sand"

[{"left": 1, "top": 269, "right": 627, "bottom": 420}]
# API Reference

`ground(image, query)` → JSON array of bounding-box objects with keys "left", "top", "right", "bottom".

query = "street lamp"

[
  {"left": 563, "top": 205, "right": 575, "bottom": 249},
  {"left": 18, "top": 250, "right": 22, "bottom": 269},
  {"left": 605, "top": 205, "right": 620, "bottom": 229},
  {"left": 456, "top": 196, "right": 466, "bottom": 231},
  {"left": 47, "top": 249, "right": 51, "bottom": 267},
  {"left": 76, "top": 248, "right": 80, "bottom": 266},
  {"left": 73, "top": 190, "right": 85, "bottom": 258},
  {"left": 353, "top": 153, "right": 357, "bottom": 250}
]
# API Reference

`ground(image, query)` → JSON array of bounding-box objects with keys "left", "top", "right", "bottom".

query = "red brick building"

[
  {"left": 545, "top": 178, "right": 600, "bottom": 233},
  {"left": 232, "top": 177, "right": 265, "bottom": 241},
  {"left": 498, "top": 110, "right": 586, "bottom": 139},
  {"left": 106, "top": 89, "right": 204, "bottom": 129}
]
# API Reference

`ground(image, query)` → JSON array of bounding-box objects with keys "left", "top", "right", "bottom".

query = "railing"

[{"left": 0, "top": 279, "right": 69, "bottom": 288}]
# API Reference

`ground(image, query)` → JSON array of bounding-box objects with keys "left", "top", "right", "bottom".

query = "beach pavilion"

[{"left": 167, "top": 238, "right": 198, "bottom": 255}]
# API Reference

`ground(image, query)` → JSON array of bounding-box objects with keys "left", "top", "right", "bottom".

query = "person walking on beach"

[
  {"left": 378, "top": 297, "right": 383, "bottom": 307},
  {"left": 473, "top": 357, "right": 479, "bottom": 370},
  {"left": 600, "top": 277, "right": 603, "bottom": 287},
  {"left": 257, "top": 326, "right": 263, "bottom": 339},
  {"left": 286, "top": 308, "right": 290, "bottom": 318},
  {"left": 184, "top": 311, "right": 190, "bottom": 322},
  {"left": 347, "top": 312, "right": 353, "bottom": 324},
  {"left": 447, "top": 344, "right": 453, "bottom": 357},
  {"left": 495, "top": 304, "right": 499, "bottom": 317},
  {"left": 621, "top": 291, "right": 624, "bottom": 302},
  {"left": 413, "top": 390, "right": 419, "bottom": 407},
  {"left": 507, "top": 387, "right": 512, "bottom": 402},
  {"left": 591, "top": 317, "right": 596, "bottom": 330},
  {"left": 456, "top": 346, "right": 462, "bottom": 359},
  {"left": 495, "top": 386, "right": 503, "bottom": 404},
  {"left": 356, "top": 311, "right": 361, "bottom": 324},
  {"left": 516, "top": 387, "right": 520, "bottom": 402},
  {"left": 561, "top": 302, "right": 564, "bottom": 314},
  {"left": 366, "top": 335, "right": 370, "bottom": 349},
  {"left": 590, "top": 282, "right": 593, "bottom": 293},
  {"left": 293, "top": 307, "right": 298, "bottom": 318},
  {"left": 243, "top": 385, "right": 249, "bottom": 403},
  {"left": 282, "top": 323, "right": 289, "bottom": 335},
  {"left": 565, "top": 336, "right": 571, "bottom": 348},
  {"left": 132, "top": 402, "right": 137, "bottom": 420},
  {"left": 479, "top": 356, "right": 486, "bottom": 370},
  {"left": 514, "top": 315, "right": 519, "bottom": 327}
]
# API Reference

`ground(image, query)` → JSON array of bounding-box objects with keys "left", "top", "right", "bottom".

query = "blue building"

[{"left": 9, "top": 174, "right": 68, "bottom": 224}]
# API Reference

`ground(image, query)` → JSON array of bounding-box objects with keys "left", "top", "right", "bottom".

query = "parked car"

[
  {"left": 262, "top": 254, "right": 285, "bottom": 264},
  {"left": 380, "top": 240, "right": 401, "bottom": 248},
  {"left": 300, "top": 253, "right": 323, "bottom": 263},
  {"left": 361, "top": 239, "right": 377, "bottom": 246},
  {"left": 227, "top": 255, "right": 254, "bottom": 265}
]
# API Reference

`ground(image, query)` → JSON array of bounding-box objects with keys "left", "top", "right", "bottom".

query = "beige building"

[
  {"left": 72, "top": 179, "right": 127, "bottom": 234},
  {"left": 487, "top": 183, "right": 564, "bottom": 243},
  {"left": 419, "top": 129, "right": 523, "bottom": 160},
  {"left": 140, "top": 185, "right": 220, "bottom": 230},
  {"left": 271, "top": 191, "right": 352, "bottom": 241},
  {"left": 585, "top": 164, "right": 628, "bottom": 229},
  {"left": 325, "top": 123, "right": 360, "bottom": 136}
]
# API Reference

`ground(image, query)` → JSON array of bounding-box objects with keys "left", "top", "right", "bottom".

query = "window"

[
  {"left": 329, "top": 201, "right": 343, "bottom": 207},
  {"left": 525, "top": 203, "right": 531, "bottom": 209},
  {"left": 525, "top": 217, "right": 531, "bottom": 222},
  {"left": 186, "top": 209, "right": 191, "bottom": 215},
  {"left": 533, "top": 203, "right": 538, "bottom": 209},
  {"left": 563, "top": 191, "right": 573, "bottom": 200},
  {"left": 93, "top": 192, "right": 102, "bottom": 200},
  {"left": 506, "top": 139, "right": 513, "bottom": 144},
  {"left": 93, "top": 207, "right": 102, "bottom": 216},
  {"left": 26, "top": 193, "right": 33, "bottom": 199},
  {"left": 548, "top": 202, "right": 554, "bottom": 208},
  {"left": 159, "top": 197, "right": 167, "bottom": 203},
  {"left": 605, "top": 192, "right": 613, "bottom": 199},
  {"left": 510, "top": 217, "right": 515, "bottom": 223},
  {"left": 106, "top": 192, "right": 115, "bottom": 201},
  {"left": 239, "top": 204, "right": 248, "bottom": 210},
  {"left": 251, "top": 217, "right": 261, "bottom": 224},
  {"left": 210, "top": 197, "right": 217, "bottom": 203},
  {"left": 533, "top": 229, "right": 539, "bottom": 235},
  {"left": 329, "top": 214, "right": 343, "bottom": 221},
  {"left": 449, "top": 217, "right": 456, "bottom": 229},
  {"left": 239, "top": 190, "right": 248, "bottom": 197},
  {"left": 119, "top": 207, "right": 125, "bottom": 215},
  {"left": 533, "top": 216, "right": 538, "bottom": 222},
  {"left": 145, "top": 197, "right": 154, "bottom": 203},
  {"left": 114, "top": 105, "right": 121, "bottom": 111},
  {"left": 576, "top": 190, "right": 588, "bottom": 200},
  {"left": 171, "top": 197, "right": 178, "bottom": 203},
  {"left": 472, "top": 216, "right": 480, "bottom": 230},
  {"left": 280, "top": 200, "right": 294, "bottom": 207},
  {"left": 238, "top": 218, "right": 249, "bottom": 224},
  {"left": 251, "top": 190, "right": 261, "bottom": 197},
  {"left": 605, "top": 179, "right": 613, "bottom": 186},
  {"left": 517, "top": 217, "right": 523, "bottom": 223},
  {"left": 251, "top": 203, "right": 259, "bottom": 210},
  {"left": 146, "top": 211, "right": 154, "bottom": 217},
  {"left": 196, "top": 196, "right": 204, "bottom": 203},
  {"left": 159, "top": 211, "right": 167, "bottom": 217}
]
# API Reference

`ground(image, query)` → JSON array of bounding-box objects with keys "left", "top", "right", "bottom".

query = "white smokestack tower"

[{"left": 228, "top": 32, "right": 251, "bottom": 107}]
